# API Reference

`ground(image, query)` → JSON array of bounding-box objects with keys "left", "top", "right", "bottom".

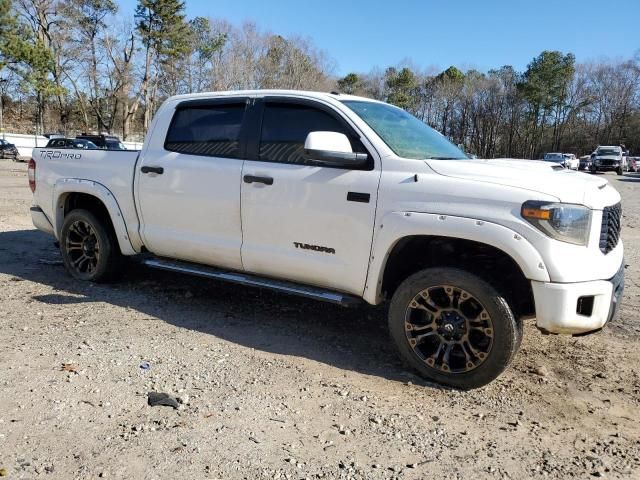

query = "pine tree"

[{"left": 135, "top": 0, "right": 190, "bottom": 131}]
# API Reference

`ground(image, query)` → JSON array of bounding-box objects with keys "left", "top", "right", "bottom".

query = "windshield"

[
  {"left": 544, "top": 153, "right": 564, "bottom": 160},
  {"left": 342, "top": 100, "right": 467, "bottom": 160},
  {"left": 596, "top": 148, "right": 621, "bottom": 156}
]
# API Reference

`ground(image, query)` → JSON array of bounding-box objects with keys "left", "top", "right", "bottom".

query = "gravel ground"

[{"left": 0, "top": 160, "right": 639, "bottom": 479}]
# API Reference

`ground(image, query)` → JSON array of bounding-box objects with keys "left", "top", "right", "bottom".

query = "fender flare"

[
  {"left": 52, "top": 178, "right": 137, "bottom": 256},
  {"left": 363, "top": 211, "right": 551, "bottom": 304}
]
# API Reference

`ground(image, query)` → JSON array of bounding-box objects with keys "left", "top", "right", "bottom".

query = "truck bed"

[{"left": 31, "top": 148, "right": 141, "bottom": 249}]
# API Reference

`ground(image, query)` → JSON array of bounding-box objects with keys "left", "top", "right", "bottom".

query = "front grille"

[{"left": 600, "top": 203, "right": 622, "bottom": 254}]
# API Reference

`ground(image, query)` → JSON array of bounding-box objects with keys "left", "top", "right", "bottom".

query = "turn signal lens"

[{"left": 521, "top": 207, "right": 551, "bottom": 220}]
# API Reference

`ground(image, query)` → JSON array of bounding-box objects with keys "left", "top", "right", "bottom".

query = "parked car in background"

[
  {"left": 562, "top": 153, "right": 579, "bottom": 170},
  {"left": 591, "top": 146, "right": 628, "bottom": 175},
  {"left": 45, "top": 138, "right": 99, "bottom": 149},
  {"left": 0, "top": 139, "right": 19, "bottom": 160},
  {"left": 628, "top": 157, "right": 638, "bottom": 173},
  {"left": 543, "top": 152, "right": 567, "bottom": 167},
  {"left": 579, "top": 155, "right": 592, "bottom": 171},
  {"left": 76, "top": 134, "right": 126, "bottom": 150}
]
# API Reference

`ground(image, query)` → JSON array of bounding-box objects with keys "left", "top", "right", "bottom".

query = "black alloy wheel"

[
  {"left": 60, "top": 209, "right": 123, "bottom": 282},
  {"left": 389, "top": 268, "right": 521, "bottom": 389}
]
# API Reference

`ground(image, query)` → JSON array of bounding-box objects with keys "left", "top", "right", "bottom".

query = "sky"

[{"left": 118, "top": 0, "right": 639, "bottom": 76}]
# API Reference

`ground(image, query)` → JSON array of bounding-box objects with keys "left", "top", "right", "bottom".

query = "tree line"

[
  {"left": 1, "top": 0, "right": 639, "bottom": 157},
  {"left": 342, "top": 54, "right": 640, "bottom": 158}
]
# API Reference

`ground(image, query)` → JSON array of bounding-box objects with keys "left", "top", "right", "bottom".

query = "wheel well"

[
  {"left": 381, "top": 236, "right": 535, "bottom": 319},
  {"left": 62, "top": 193, "right": 120, "bottom": 251}
]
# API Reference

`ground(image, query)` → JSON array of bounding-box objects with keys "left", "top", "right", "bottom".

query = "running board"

[{"left": 141, "top": 258, "right": 363, "bottom": 307}]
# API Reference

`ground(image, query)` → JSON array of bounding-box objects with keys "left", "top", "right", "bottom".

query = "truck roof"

[{"left": 165, "top": 89, "right": 383, "bottom": 104}]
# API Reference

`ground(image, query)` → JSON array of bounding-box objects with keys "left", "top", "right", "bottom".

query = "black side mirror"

[{"left": 304, "top": 149, "right": 369, "bottom": 167}]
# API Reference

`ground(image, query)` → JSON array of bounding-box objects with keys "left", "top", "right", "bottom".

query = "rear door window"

[{"left": 165, "top": 103, "right": 246, "bottom": 159}]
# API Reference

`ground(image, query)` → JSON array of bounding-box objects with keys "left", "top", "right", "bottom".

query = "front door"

[
  {"left": 240, "top": 98, "right": 381, "bottom": 295},
  {"left": 136, "top": 98, "right": 247, "bottom": 270}
]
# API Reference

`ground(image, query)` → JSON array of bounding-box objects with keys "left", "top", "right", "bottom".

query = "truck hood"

[
  {"left": 425, "top": 158, "right": 619, "bottom": 209},
  {"left": 594, "top": 155, "right": 622, "bottom": 160}
]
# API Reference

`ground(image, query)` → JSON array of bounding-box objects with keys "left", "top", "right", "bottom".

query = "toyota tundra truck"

[{"left": 28, "top": 90, "right": 625, "bottom": 389}]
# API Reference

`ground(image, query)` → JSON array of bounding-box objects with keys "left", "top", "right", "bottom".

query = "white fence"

[{"left": 1, "top": 132, "right": 143, "bottom": 158}]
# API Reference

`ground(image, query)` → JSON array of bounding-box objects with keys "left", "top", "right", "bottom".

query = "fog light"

[{"left": 577, "top": 296, "right": 594, "bottom": 317}]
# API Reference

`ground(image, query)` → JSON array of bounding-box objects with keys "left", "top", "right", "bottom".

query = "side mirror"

[{"left": 304, "top": 131, "right": 368, "bottom": 167}]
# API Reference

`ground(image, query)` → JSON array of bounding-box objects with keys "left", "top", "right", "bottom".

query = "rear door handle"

[
  {"left": 243, "top": 174, "right": 273, "bottom": 185},
  {"left": 347, "top": 192, "right": 370, "bottom": 203},
  {"left": 141, "top": 166, "right": 164, "bottom": 174}
]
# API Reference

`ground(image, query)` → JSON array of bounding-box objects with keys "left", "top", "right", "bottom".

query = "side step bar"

[{"left": 141, "top": 258, "right": 363, "bottom": 307}]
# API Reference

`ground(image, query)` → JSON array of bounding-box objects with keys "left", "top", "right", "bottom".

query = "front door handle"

[
  {"left": 243, "top": 174, "right": 273, "bottom": 185},
  {"left": 141, "top": 166, "right": 164, "bottom": 174}
]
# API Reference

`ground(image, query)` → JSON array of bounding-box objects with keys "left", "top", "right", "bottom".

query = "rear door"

[
  {"left": 136, "top": 97, "right": 248, "bottom": 270},
  {"left": 240, "top": 97, "right": 381, "bottom": 295}
]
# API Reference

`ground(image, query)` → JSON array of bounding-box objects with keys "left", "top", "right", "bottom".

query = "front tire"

[
  {"left": 60, "top": 209, "right": 123, "bottom": 282},
  {"left": 617, "top": 167, "right": 623, "bottom": 175},
  {"left": 388, "top": 268, "right": 521, "bottom": 389}
]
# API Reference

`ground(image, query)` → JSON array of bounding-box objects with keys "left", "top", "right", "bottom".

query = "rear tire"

[
  {"left": 388, "top": 267, "right": 521, "bottom": 390},
  {"left": 59, "top": 209, "right": 123, "bottom": 282}
]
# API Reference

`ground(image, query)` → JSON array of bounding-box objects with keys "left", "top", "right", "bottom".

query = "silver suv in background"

[
  {"left": 543, "top": 152, "right": 569, "bottom": 168},
  {"left": 590, "top": 146, "right": 628, "bottom": 175}
]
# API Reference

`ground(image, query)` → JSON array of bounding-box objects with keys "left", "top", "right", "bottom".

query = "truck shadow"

[{"left": 0, "top": 228, "right": 436, "bottom": 388}]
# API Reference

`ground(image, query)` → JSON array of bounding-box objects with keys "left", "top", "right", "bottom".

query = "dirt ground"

[{"left": 0, "top": 160, "right": 639, "bottom": 480}]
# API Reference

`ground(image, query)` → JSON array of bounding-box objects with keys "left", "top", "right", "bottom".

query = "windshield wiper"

[{"left": 427, "top": 156, "right": 467, "bottom": 160}]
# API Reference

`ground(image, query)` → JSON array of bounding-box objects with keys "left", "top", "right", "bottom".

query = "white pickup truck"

[{"left": 28, "top": 90, "right": 625, "bottom": 389}]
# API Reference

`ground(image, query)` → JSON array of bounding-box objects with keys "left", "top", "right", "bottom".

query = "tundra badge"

[{"left": 293, "top": 242, "right": 335, "bottom": 254}]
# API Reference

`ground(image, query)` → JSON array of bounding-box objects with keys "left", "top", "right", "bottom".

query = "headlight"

[{"left": 521, "top": 201, "right": 591, "bottom": 245}]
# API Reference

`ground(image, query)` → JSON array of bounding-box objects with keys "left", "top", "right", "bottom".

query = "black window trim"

[
  {"left": 163, "top": 96, "right": 251, "bottom": 160},
  {"left": 248, "top": 96, "right": 375, "bottom": 171}
]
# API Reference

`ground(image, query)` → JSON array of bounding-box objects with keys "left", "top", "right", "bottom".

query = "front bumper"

[
  {"left": 532, "top": 262, "right": 624, "bottom": 335},
  {"left": 594, "top": 163, "right": 620, "bottom": 171}
]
